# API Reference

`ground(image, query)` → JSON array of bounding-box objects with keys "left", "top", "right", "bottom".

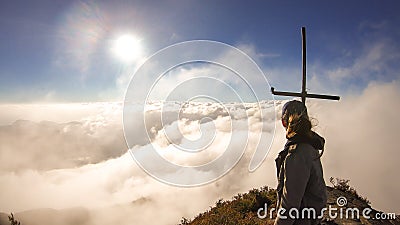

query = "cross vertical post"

[
  {"left": 271, "top": 27, "right": 340, "bottom": 104},
  {"left": 301, "top": 27, "right": 307, "bottom": 104}
]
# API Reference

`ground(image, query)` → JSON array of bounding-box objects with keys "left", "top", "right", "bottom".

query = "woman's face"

[{"left": 281, "top": 118, "right": 287, "bottom": 129}]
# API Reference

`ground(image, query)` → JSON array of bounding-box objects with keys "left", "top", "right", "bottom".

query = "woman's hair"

[
  {"left": 285, "top": 112, "right": 312, "bottom": 138},
  {"left": 282, "top": 100, "right": 312, "bottom": 138}
]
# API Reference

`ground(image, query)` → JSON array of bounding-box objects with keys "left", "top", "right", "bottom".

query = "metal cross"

[{"left": 271, "top": 27, "right": 340, "bottom": 104}]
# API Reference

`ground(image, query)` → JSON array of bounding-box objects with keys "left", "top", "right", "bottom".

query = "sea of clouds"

[{"left": 0, "top": 81, "right": 399, "bottom": 225}]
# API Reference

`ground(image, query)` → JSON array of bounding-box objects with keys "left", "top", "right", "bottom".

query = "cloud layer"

[{"left": 0, "top": 81, "right": 399, "bottom": 224}]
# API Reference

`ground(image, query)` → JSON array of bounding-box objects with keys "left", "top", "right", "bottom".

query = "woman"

[{"left": 274, "top": 100, "right": 327, "bottom": 225}]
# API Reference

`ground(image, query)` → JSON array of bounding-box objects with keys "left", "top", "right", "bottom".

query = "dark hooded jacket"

[{"left": 274, "top": 132, "right": 327, "bottom": 225}]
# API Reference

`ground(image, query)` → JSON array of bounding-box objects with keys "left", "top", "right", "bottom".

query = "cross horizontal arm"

[{"left": 271, "top": 87, "right": 340, "bottom": 101}]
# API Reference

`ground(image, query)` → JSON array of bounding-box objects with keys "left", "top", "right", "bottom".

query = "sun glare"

[{"left": 113, "top": 34, "right": 142, "bottom": 63}]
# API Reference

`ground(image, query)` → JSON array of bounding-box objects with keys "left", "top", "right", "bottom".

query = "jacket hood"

[
  {"left": 275, "top": 131, "right": 325, "bottom": 178},
  {"left": 285, "top": 131, "right": 325, "bottom": 150}
]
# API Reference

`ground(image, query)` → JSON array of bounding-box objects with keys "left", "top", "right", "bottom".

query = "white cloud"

[
  {"left": 0, "top": 99, "right": 278, "bottom": 224},
  {"left": 325, "top": 39, "right": 399, "bottom": 81},
  {"left": 0, "top": 103, "right": 126, "bottom": 171},
  {"left": 309, "top": 80, "right": 400, "bottom": 213},
  {"left": 0, "top": 81, "right": 399, "bottom": 225},
  {"left": 123, "top": 41, "right": 273, "bottom": 104},
  {"left": 307, "top": 35, "right": 400, "bottom": 96}
]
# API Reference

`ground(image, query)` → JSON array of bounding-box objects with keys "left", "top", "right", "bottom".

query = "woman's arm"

[{"left": 275, "top": 148, "right": 311, "bottom": 225}]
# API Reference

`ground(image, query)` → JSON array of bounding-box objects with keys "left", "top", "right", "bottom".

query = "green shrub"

[
  {"left": 181, "top": 186, "right": 276, "bottom": 225},
  {"left": 329, "top": 177, "right": 370, "bottom": 205}
]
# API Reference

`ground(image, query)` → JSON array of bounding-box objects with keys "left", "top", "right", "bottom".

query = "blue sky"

[{"left": 1, "top": 0, "right": 399, "bottom": 102}]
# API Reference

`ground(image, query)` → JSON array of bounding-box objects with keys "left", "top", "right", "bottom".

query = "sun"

[{"left": 112, "top": 34, "right": 142, "bottom": 63}]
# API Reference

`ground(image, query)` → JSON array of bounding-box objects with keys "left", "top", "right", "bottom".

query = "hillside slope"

[{"left": 179, "top": 184, "right": 400, "bottom": 225}]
